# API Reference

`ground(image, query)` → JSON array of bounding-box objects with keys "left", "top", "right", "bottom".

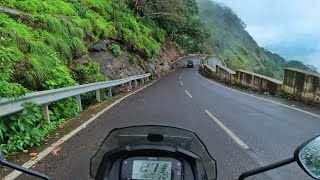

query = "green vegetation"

[
  {"left": 197, "top": 0, "right": 316, "bottom": 79},
  {"left": 126, "top": 0, "right": 211, "bottom": 53},
  {"left": 0, "top": 0, "right": 210, "bottom": 153},
  {"left": 0, "top": 102, "right": 60, "bottom": 153},
  {"left": 275, "top": 90, "right": 297, "bottom": 100},
  {"left": 109, "top": 44, "right": 122, "bottom": 56}
]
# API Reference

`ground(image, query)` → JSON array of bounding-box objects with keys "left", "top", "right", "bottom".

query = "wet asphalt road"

[
  {"left": 207, "top": 56, "right": 223, "bottom": 70},
  {"left": 17, "top": 56, "right": 320, "bottom": 180}
]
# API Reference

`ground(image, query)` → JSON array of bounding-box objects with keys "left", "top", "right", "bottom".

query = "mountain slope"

[{"left": 197, "top": 0, "right": 316, "bottom": 79}]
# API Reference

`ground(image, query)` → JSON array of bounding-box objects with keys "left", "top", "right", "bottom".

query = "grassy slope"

[{"left": 197, "top": 0, "right": 315, "bottom": 79}]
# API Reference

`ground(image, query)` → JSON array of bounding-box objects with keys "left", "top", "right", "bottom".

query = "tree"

[
  {"left": 125, "top": 0, "right": 211, "bottom": 53},
  {"left": 127, "top": 0, "right": 185, "bottom": 23}
]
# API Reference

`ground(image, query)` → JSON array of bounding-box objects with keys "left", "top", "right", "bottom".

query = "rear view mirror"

[
  {"left": 296, "top": 135, "right": 320, "bottom": 179},
  {"left": 239, "top": 135, "right": 320, "bottom": 180}
]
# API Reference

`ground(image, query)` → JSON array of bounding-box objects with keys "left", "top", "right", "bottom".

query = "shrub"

[
  {"left": 44, "top": 65, "right": 77, "bottom": 89},
  {"left": 275, "top": 90, "right": 297, "bottom": 100},
  {"left": 0, "top": 81, "right": 29, "bottom": 98},
  {"left": 0, "top": 103, "right": 49, "bottom": 153},
  {"left": 109, "top": 43, "right": 122, "bottom": 56},
  {"left": 75, "top": 61, "right": 106, "bottom": 84}
]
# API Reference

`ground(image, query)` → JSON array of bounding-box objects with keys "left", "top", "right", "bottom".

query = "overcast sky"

[{"left": 214, "top": 0, "right": 320, "bottom": 68}]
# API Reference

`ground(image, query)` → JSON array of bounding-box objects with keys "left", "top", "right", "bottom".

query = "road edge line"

[
  {"left": 4, "top": 80, "right": 159, "bottom": 180},
  {"left": 204, "top": 110, "right": 249, "bottom": 149},
  {"left": 196, "top": 71, "right": 320, "bottom": 119},
  {"left": 185, "top": 90, "right": 193, "bottom": 99}
]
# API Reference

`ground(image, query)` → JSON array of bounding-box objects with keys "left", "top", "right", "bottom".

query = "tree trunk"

[{"left": 133, "top": 0, "right": 141, "bottom": 16}]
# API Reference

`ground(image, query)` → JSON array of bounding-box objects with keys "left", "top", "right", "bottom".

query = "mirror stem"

[
  {"left": 238, "top": 157, "right": 295, "bottom": 180},
  {"left": 0, "top": 159, "right": 50, "bottom": 180}
]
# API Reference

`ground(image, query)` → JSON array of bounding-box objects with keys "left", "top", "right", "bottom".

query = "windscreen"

[{"left": 90, "top": 125, "right": 216, "bottom": 179}]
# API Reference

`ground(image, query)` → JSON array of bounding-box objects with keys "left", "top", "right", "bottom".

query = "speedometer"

[
  {"left": 132, "top": 160, "right": 171, "bottom": 180},
  {"left": 121, "top": 157, "right": 182, "bottom": 180}
]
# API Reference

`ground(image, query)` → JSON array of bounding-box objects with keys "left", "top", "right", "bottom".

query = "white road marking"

[
  {"left": 4, "top": 80, "right": 159, "bottom": 180},
  {"left": 185, "top": 90, "right": 193, "bottom": 99},
  {"left": 180, "top": 81, "right": 183, "bottom": 86},
  {"left": 179, "top": 74, "right": 182, "bottom": 80},
  {"left": 196, "top": 71, "right": 320, "bottom": 119},
  {"left": 204, "top": 110, "right": 249, "bottom": 149}
]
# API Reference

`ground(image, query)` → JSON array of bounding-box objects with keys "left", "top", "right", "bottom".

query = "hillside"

[
  {"left": 197, "top": 0, "right": 317, "bottom": 79},
  {"left": 0, "top": 0, "right": 210, "bottom": 153}
]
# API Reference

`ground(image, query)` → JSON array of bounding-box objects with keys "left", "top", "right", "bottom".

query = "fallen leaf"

[{"left": 30, "top": 153, "right": 38, "bottom": 157}]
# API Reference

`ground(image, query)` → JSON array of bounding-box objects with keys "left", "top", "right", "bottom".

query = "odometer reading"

[{"left": 132, "top": 160, "right": 171, "bottom": 180}]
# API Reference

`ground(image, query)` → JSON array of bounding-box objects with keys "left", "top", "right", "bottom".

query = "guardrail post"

[
  {"left": 96, "top": 90, "right": 101, "bottom": 102},
  {"left": 108, "top": 87, "right": 112, "bottom": 97},
  {"left": 141, "top": 78, "right": 145, "bottom": 84},
  {"left": 75, "top": 95, "right": 82, "bottom": 111},
  {"left": 134, "top": 80, "right": 138, "bottom": 87},
  {"left": 41, "top": 104, "right": 50, "bottom": 123},
  {"left": 128, "top": 81, "right": 132, "bottom": 91}
]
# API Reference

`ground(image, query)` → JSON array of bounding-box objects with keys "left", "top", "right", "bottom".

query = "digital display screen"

[{"left": 132, "top": 160, "right": 172, "bottom": 180}]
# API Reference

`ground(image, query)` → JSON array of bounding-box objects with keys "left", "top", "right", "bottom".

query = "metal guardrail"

[
  {"left": 171, "top": 56, "right": 187, "bottom": 67},
  {"left": 0, "top": 74, "right": 151, "bottom": 121}
]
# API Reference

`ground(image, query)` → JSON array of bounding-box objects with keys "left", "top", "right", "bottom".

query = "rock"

[
  {"left": 87, "top": 39, "right": 177, "bottom": 81},
  {"left": 147, "top": 63, "right": 156, "bottom": 75},
  {"left": 90, "top": 40, "right": 107, "bottom": 52},
  {"left": 0, "top": 6, "right": 31, "bottom": 18}
]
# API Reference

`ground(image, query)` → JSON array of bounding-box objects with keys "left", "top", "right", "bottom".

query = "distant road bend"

[{"left": 11, "top": 56, "right": 320, "bottom": 180}]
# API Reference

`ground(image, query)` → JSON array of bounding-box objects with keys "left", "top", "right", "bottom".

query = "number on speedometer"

[{"left": 132, "top": 160, "right": 171, "bottom": 180}]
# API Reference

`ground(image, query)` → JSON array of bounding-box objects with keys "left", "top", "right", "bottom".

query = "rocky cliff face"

[{"left": 74, "top": 40, "right": 178, "bottom": 80}]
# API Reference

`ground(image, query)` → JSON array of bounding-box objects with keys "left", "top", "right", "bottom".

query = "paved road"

[
  {"left": 208, "top": 56, "right": 223, "bottom": 70},
  {"left": 16, "top": 56, "right": 320, "bottom": 180}
]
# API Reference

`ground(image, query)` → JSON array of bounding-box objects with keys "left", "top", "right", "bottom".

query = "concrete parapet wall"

[
  {"left": 215, "top": 64, "right": 236, "bottom": 85},
  {"left": 199, "top": 64, "right": 216, "bottom": 78},
  {"left": 283, "top": 68, "right": 320, "bottom": 103},
  {"left": 199, "top": 61, "right": 320, "bottom": 104},
  {"left": 235, "top": 70, "right": 283, "bottom": 95}
]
